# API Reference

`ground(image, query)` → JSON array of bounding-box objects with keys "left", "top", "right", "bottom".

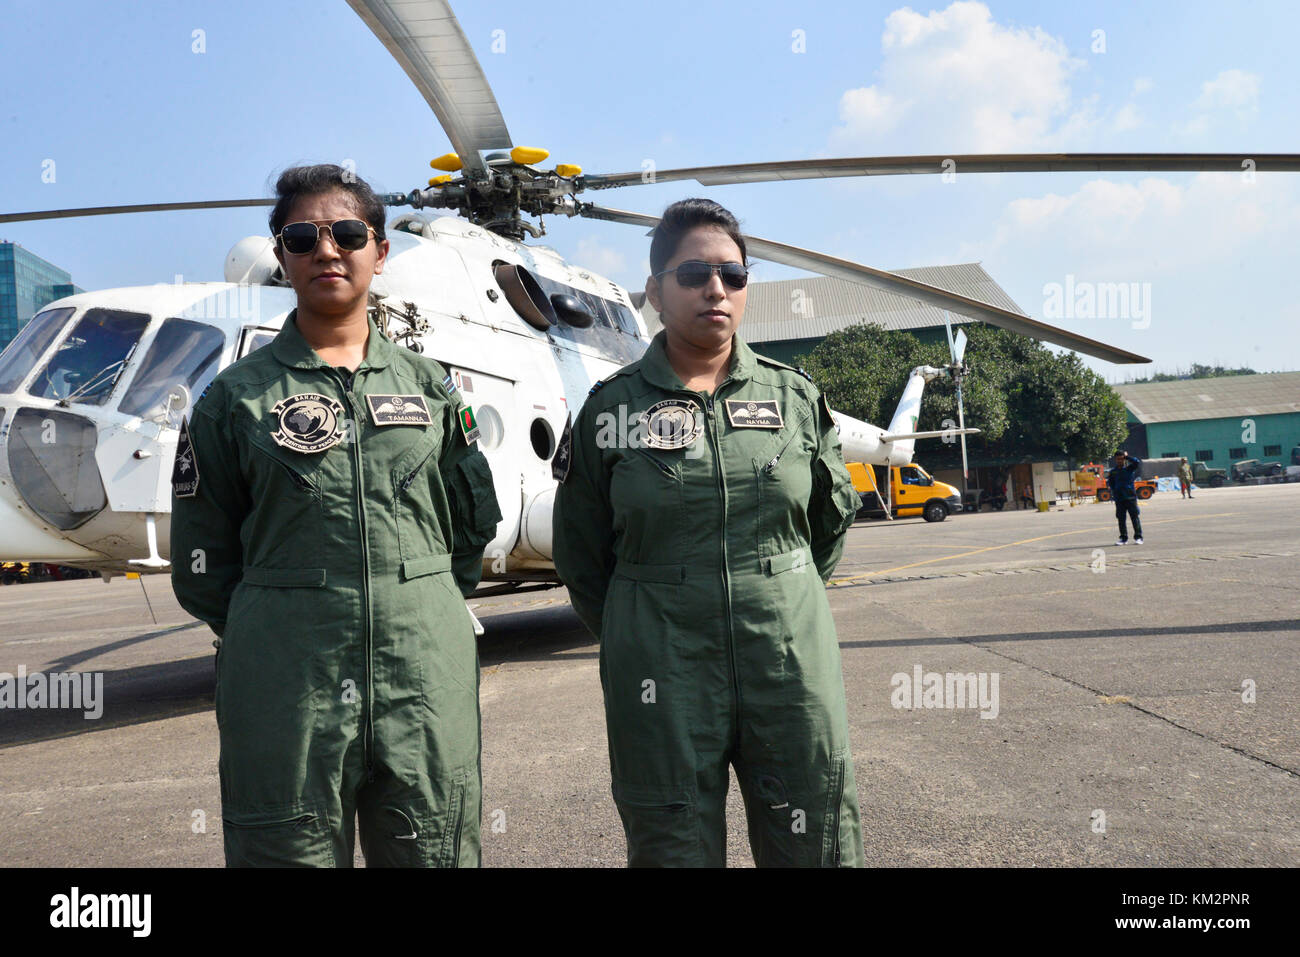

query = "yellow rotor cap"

[
  {"left": 555, "top": 163, "right": 582, "bottom": 177},
  {"left": 427, "top": 175, "right": 452, "bottom": 187},
  {"left": 510, "top": 146, "right": 550, "bottom": 166},
  {"left": 430, "top": 153, "right": 463, "bottom": 172}
]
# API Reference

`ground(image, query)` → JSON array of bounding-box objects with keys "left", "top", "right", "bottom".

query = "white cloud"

[
  {"left": 1113, "top": 103, "right": 1142, "bottom": 133},
  {"left": 831, "top": 1, "right": 1095, "bottom": 153},
  {"left": 1181, "top": 68, "right": 1260, "bottom": 136},
  {"left": 1194, "top": 69, "right": 1260, "bottom": 113},
  {"left": 966, "top": 172, "right": 1296, "bottom": 276},
  {"left": 1132, "top": 77, "right": 1154, "bottom": 96},
  {"left": 574, "top": 236, "right": 628, "bottom": 280}
]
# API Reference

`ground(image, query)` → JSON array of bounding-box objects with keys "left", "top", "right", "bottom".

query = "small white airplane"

[{"left": 3, "top": 0, "right": 1292, "bottom": 596}]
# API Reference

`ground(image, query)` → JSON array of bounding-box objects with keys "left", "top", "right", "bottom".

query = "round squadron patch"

[
  {"left": 641, "top": 398, "right": 703, "bottom": 450},
  {"left": 270, "top": 393, "right": 346, "bottom": 454}
]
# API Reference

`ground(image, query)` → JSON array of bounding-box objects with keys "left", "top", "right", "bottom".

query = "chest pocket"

[
  {"left": 392, "top": 427, "right": 448, "bottom": 565},
  {"left": 236, "top": 415, "right": 327, "bottom": 566},
  {"left": 750, "top": 405, "right": 816, "bottom": 550},
  {"left": 608, "top": 444, "right": 684, "bottom": 537}
]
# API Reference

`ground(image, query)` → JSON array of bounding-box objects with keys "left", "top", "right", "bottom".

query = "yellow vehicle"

[{"left": 846, "top": 462, "right": 964, "bottom": 523}]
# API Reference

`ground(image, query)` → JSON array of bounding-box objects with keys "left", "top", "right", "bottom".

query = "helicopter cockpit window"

[
  {"left": 610, "top": 301, "right": 641, "bottom": 337},
  {"left": 0, "top": 307, "right": 74, "bottom": 395},
  {"left": 118, "top": 318, "right": 225, "bottom": 419},
  {"left": 29, "top": 308, "right": 150, "bottom": 406}
]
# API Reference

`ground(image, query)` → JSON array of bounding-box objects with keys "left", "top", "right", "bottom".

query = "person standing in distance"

[
  {"left": 1178, "top": 457, "right": 1195, "bottom": 499},
  {"left": 553, "top": 198, "right": 865, "bottom": 867},
  {"left": 170, "top": 164, "right": 501, "bottom": 866},
  {"left": 1108, "top": 450, "right": 1144, "bottom": 544}
]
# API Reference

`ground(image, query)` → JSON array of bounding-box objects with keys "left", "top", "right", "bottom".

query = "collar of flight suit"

[
  {"left": 637, "top": 329, "right": 759, "bottom": 394},
  {"left": 270, "top": 308, "right": 396, "bottom": 373}
]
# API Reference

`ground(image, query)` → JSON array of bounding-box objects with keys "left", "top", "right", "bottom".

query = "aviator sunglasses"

[
  {"left": 276, "top": 219, "right": 376, "bottom": 255},
  {"left": 654, "top": 260, "right": 749, "bottom": 290}
]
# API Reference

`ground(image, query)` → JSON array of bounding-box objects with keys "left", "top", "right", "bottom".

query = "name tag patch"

[
  {"left": 367, "top": 394, "right": 433, "bottom": 426},
  {"left": 172, "top": 417, "right": 199, "bottom": 498},
  {"left": 725, "top": 399, "right": 783, "bottom": 429}
]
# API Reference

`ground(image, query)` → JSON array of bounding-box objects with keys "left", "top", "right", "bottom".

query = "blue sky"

[{"left": 2, "top": 0, "right": 1297, "bottom": 381}]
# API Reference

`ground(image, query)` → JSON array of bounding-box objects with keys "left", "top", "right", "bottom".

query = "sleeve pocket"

[
  {"left": 811, "top": 453, "right": 860, "bottom": 539},
  {"left": 450, "top": 450, "right": 503, "bottom": 551}
]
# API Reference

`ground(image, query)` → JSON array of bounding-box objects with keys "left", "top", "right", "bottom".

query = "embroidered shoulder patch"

[
  {"left": 172, "top": 417, "right": 200, "bottom": 498},
  {"left": 553, "top": 413, "right": 574, "bottom": 482}
]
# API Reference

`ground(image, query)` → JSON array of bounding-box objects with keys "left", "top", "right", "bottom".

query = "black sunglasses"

[
  {"left": 276, "top": 219, "right": 376, "bottom": 255},
  {"left": 654, "top": 260, "right": 749, "bottom": 290}
]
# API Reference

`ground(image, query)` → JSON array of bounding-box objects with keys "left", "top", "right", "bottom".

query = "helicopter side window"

[
  {"left": 576, "top": 291, "right": 616, "bottom": 331},
  {"left": 0, "top": 307, "right": 74, "bottom": 394},
  {"left": 118, "top": 318, "right": 226, "bottom": 420},
  {"left": 29, "top": 308, "right": 150, "bottom": 406}
]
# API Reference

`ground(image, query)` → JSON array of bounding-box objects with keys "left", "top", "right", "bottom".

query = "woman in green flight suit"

[
  {"left": 553, "top": 198, "right": 865, "bottom": 866},
  {"left": 171, "top": 164, "right": 500, "bottom": 867}
]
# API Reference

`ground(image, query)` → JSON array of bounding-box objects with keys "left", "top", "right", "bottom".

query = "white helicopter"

[{"left": 1, "top": 0, "right": 1297, "bottom": 595}]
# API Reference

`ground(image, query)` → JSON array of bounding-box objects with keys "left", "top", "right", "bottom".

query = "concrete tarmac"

[{"left": 1, "top": 483, "right": 1296, "bottom": 867}]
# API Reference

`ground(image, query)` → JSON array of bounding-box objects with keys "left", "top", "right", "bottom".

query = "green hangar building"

[{"left": 1113, "top": 373, "right": 1300, "bottom": 471}]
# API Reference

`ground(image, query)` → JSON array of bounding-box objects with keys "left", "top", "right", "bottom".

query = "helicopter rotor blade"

[
  {"left": 346, "top": 0, "right": 511, "bottom": 177},
  {"left": 0, "top": 192, "right": 418, "bottom": 225},
  {"left": 0, "top": 198, "right": 276, "bottom": 225},
  {"left": 581, "top": 153, "right": 1300, "bottom": 190},
  {"left": 578, "top": 203, "right": 1151, "bottom": 364}
]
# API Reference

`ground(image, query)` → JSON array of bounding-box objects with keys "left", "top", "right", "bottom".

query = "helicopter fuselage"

[{"left": 0, "top": 213, "right": 647, "bottom": 581}]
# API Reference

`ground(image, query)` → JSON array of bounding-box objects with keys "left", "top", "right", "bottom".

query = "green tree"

[{"left": 797, "top": 322, "right": 1127, "bottom": 466}]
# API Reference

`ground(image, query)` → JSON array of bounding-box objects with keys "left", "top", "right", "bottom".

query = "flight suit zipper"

[
  {"left": 703, "top": 391, "right": 742, "bottom": 721},
  {"left": 334, "top": 368, "right": 375, "bottom": 780}
]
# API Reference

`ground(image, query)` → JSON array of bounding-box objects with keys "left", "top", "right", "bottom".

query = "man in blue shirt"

[{"left": 1106, "top": 450, "right": 1144, "bottom": 545}]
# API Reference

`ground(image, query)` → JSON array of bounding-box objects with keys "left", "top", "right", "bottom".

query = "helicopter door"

[{"left": 442, "top": 366, "right": 521, "bottom": 562}]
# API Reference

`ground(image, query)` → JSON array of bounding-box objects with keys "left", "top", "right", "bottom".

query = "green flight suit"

[
  {"left": 170, "top": 312, "right": 501, "bottom": 867},
  {"left": 553, "top": 331, "right": 864, "bottom": 867}
]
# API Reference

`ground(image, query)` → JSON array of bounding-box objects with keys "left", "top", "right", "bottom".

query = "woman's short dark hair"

[
  {"left": 268, "top": 164, "right": 387, "bottom": 242},
  {"left": 649, "top": 198, "right": 747, "bottom": 276}
]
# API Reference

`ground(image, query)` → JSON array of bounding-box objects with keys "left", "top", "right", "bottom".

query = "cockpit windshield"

[
  {"left": 118, "top": 318, "right": 225, "bottom": 420},
  {"left": 0, "top": 306, "right": 74, "bottom": 394},
  {"left": 28, "top": 308, "right": 150, "bottom": 406}
]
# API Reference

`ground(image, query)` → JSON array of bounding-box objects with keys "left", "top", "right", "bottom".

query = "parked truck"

[
  {"left": 846, "top": 462, "right": 963, "bottom": 523},
  {"left": 1078, "top": 462, "right": 1156, "bottom": 501},
  {"left": 1135, "top": 456, "right": 1226, "bottom": 487}
]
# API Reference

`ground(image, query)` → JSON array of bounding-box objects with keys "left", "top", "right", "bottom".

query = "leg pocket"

[
  {"left": 357, "top": 770, "right": 475, "bottom": 868},
  {"left": 222, "top": 805, "right": 336, "bottom": 868},
  {"left": 821, "top": 748, "right": 864, "bottom": 868},
  {"left": 611, "top": 781, "right": 703, "bottom": 867}
]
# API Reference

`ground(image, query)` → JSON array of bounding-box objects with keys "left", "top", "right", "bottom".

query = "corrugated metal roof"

[
  {"left": 637, "top": 262, "right": 1026, "bottom": 342},
  {"left": 744, "top": 263, "right": 1026, "bottom": 342},
  {"left": 1114, "top": 372, "right": 1300, "bottom": 424}
]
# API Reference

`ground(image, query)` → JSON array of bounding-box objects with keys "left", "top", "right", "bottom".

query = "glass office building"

[{"left": 0, "top": 242, "right": 83, "bottom": 351}]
